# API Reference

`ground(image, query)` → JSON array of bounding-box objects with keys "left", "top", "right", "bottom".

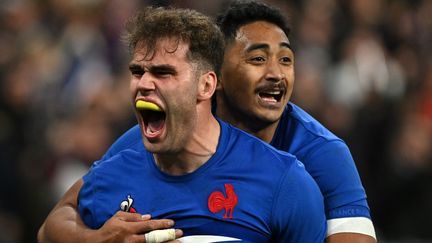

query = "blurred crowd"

[{"left": 0, "top": 0, "right": 431, "bottom": 242}]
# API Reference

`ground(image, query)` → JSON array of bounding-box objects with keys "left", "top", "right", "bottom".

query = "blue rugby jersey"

[
  {"left": 95, "top": 102, "right": 371, "bottom": 221},
  {"left": 270, "top": 103, "right": 370, "bottom": 220},
  {"left": 79, "top": 120, "right": 326, "bottom": 242}
]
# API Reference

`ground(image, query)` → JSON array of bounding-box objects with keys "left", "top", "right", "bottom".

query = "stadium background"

[{"left": 0, "top": 0, "right": 431, "bottom": 242}]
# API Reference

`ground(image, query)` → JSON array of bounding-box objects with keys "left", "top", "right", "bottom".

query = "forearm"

[
  {"left": 325, "top": 233, "right": 377, "bottom": 243},
  {"left": 38, "top": 203, "right": 96, "bottom": 243},
  {"left": 38, "top": 179, "right": 96, "bottom": 243}
]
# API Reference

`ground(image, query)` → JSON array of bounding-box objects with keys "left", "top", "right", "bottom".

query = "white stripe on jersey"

[
  {"left": 178, "top": 235, "right": 242, "bottom": 242},
  {"left": 327, "top": 217, "right": 376, "bottom": 239}
]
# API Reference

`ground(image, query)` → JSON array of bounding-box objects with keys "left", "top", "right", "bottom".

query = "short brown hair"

[{"left": 125, "top": 7, "right": 225, "bottom": 76}]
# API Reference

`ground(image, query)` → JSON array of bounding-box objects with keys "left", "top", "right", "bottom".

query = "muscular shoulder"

[
  {"left": 91, "top": 125, "right": 143, "bottom": 168},
  {"left": 90, "top": 148, "right": 147, "bottom": 178},
  {"left": 104, "top": 125, "right": 143, "bottom": 157},
  {"left": 273, "top": 104, "right": 372, "bottom": 224},
  {"left": 274, "top": 103, "right": 345, "bottom": 153}
]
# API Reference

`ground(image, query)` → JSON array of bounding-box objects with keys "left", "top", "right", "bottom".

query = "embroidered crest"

[
  {"left": 208, "top": 184, "right": 238, "bottom": 219},
  {"left": 120, "top": 195, "right": 137, "bottom": 213}
]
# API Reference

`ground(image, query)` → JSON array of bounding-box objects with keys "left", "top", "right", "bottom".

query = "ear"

[{"left": 197, "top": 71, "right": 217, "bottom": 101}]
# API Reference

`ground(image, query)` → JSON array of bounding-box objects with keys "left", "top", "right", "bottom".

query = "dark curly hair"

[
  {"left": 216, "top": 0, "right": 291, "bottom": 45},
  {"left": 125, "top": 7, "right": 225, "bottom": 76}
]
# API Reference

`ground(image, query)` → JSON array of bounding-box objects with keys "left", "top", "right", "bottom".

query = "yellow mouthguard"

[{"left": 135, "top": 100, "right": 162, "bottom": 111}]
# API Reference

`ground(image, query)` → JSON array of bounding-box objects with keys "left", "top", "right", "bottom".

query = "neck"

[
  {"left": 216, "top": 95, "right": 279, "bottom": 143},
  {"left": 154, "top": 102, "right": 220, "bottom": 175},
  {"left": 219, "top": 113, "right": 279, "bottom": 143},
  {"left": 245, "top": 123, "right": 278, "bottom": 143}
]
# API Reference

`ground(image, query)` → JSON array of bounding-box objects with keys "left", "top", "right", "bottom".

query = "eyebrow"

[
  {"left": 280, "top": 42, "right": 292, "bottom": 50},
  {"left": 245, "top": 42, "right": 292, "bottom": 53},
  {"left": 128, "top": 63, "right": 177, "bottom": 75},
  {"left": 128, "top": 63, "right": 143, "bottom": 72},
  {"left": 152, "top": 65, "right": 177, "bottom": 75}
]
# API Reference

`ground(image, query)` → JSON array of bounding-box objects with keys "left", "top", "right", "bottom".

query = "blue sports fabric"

[
  {"left": 95, "top": 102, "right": 371, "bottom": 220},
  {"left": 271, "top": 103, "right": 370, "bottom": 220},
  {"left": 79, "top": 120, "right": 326, "bottom": 242}
]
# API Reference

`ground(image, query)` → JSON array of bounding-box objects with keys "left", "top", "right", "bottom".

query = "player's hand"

[{"left": 92, "top": 211, "right": 183, "bottom": 243}]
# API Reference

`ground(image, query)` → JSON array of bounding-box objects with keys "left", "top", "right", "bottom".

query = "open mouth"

[
  {"left": 136, "top": 101, "right": 166, "bottom": 138},
  {"left": 258, "top": 90, "right": 284, "bottom": 103},
  {"left": 141, "top": 110, "right": 166, "bottom": 134}
]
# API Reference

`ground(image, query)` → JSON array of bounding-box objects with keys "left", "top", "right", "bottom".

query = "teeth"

[
  {"left": 264, "top": 91, "right": 281, "bottom": 95},
  {"left": 261, "top": 90, "right": 281, "bottom": 95}
]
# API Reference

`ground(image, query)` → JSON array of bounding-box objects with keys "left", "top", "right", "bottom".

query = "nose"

[
  {"left": 136, "top": 72, "right": 156, "bottom": 93},
  {"left": 264, "top": 59, "right": 285, "bottom": 82}
]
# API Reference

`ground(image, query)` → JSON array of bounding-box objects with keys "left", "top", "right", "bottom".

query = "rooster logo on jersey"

[
  {"left": 208, "top": 184, "right": 238, "bottom": 219},
  {"left": 120, "top": 195, "right": 137, "bottom": 213}
]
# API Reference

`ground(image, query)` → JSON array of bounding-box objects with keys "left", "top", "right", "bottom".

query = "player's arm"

[
  {"left": 324, "top": 216, "right": 376, "bottom": 243},
  {"left": 38, "top": 179, "right": 182, "bottom": 243},
  {"left": 326, "top": 232, "right": 376, "bottom": 243},
  {"left": 306, "top": 140, "right": 377, "bottom": 242},
  {"left": 38, "top": 179, "right": 90, "bottom": 243}
]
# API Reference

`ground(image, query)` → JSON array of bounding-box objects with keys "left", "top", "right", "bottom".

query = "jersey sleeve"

[
  {"left": 270, "top": 160, "right": 327, "bottom": 242},
  {"left": 305, "top": 140, "right": 371, "bottom": 220},
  {"left": 78, "top": 153, "right": 135, "bottom": 230}
]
